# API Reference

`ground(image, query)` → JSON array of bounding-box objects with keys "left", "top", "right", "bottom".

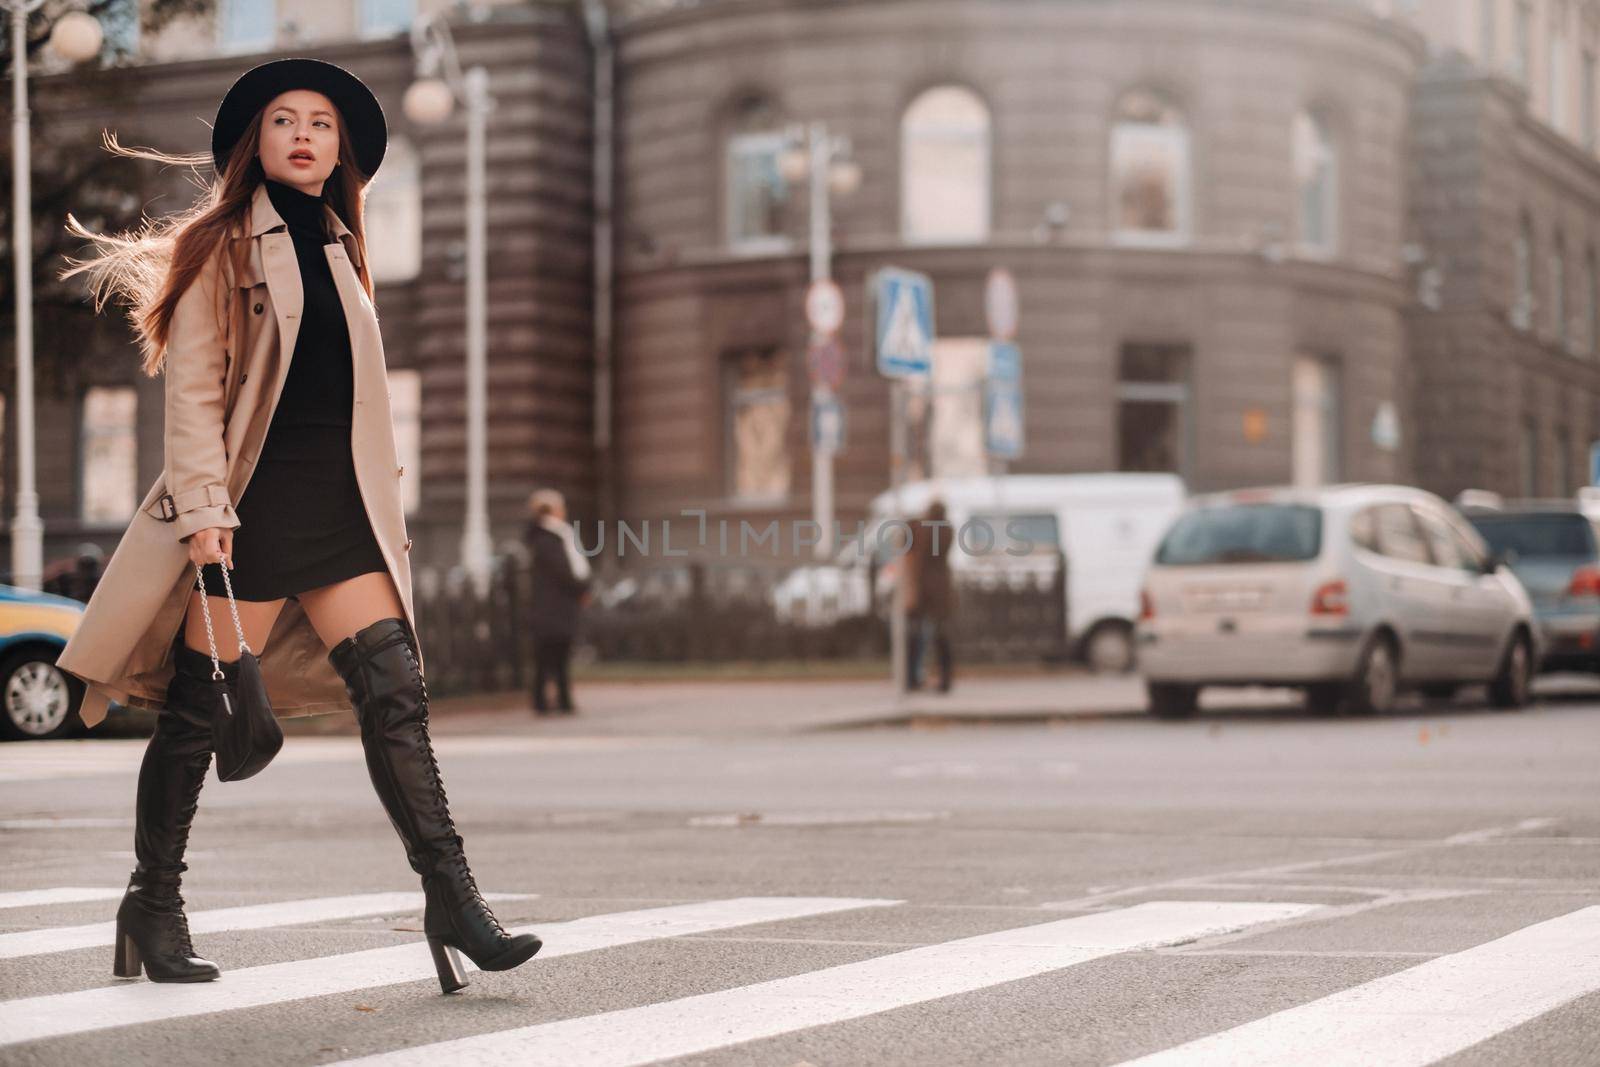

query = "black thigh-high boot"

[
  {"left": 328, "top": 617, "right": 541, "bottom": 993},
  {"left": 113, "top": 643, "right": 227, "bottom": 983}
]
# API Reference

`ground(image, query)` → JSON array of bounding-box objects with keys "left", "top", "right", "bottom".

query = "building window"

[
  {"left": 1555, "top": 426, "right": 1573, "bottom": 494},
  {"left": 1587, "top": 248, "right": 1598, "bottom": 356},
  {"left": 724, "top": 347, "right": 791, "bottom": 501},
  {"left": 218, "top": 0, "right": 275, "bottom": 53},
  {"left": 1111, "top": 90, "right": 1191, "bottom": 245},
  {"left": 901, "top": 85, "right": 991, "bottom": 245},
  {"left": 80, "top": 387, "right": 137, "bottom": 525},
  {"left": 1514, "top": 213, "right": 1535, "bottom": 330},
  {"left": 1584, "top": 50, "right": 1597, "bottom": 149},
  {"left": 1552, "top": 234, "right": 1568, "bottom": 347},
  {"left": 1480, "top": 0, "right": 1497, "bottom": 66},
  {"left": 99, "top": 0, "right": 140, "bottom": 61},
  {"left": 1293, "top": 109, "right": 1337, "bottom": 256},
  {"left": 388, "top": 369, "right": 421, "bottom": 516},
  {"left": 1550, "top": 7, "right": 1568, "bottom": 130},
  {"left": 1521, "top": 416, "right": 1540, "bottom": 496},
  {"left": 927, "top": 338, "right": 988, "bottom": 478},
  {"left": 1513, "top": 1, "right": 1532, "bottom": 84},
  {"left": 365, "top": 136, "right": 421, "bottom": 283},
  {"left": 724, "top": 97, "right": 792, "bottom": 254},
  {"left": 1116, "top": 342, "right": 1190, "bottom": 479},
  {"left": 361, "top": 0, "right": 415, "bottom": 37},
  {"left": 1292, "top": 355, "right": 1341, "bottom": 487}
]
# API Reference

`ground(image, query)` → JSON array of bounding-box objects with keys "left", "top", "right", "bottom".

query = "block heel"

[
  {"left": 429, "top": 937, "right": 469, "bottom": 994},
  {"left": 113, "top": 928, "right": 142, "bottom": 978}
]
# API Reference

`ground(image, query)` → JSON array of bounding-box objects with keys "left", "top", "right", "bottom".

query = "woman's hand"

[{"left": 187, "top": 526, "right": 234, "bottom": 570}]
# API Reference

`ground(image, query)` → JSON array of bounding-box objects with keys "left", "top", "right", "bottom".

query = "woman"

[
  {"left": 55, "top": 59, "right": 539, "bottom": 994},
  {"left": 904, "top": 498, "right": 956, "bottom": 692},
  {"left": 522, "top": 489, "right": 591, "bottom": 715}
]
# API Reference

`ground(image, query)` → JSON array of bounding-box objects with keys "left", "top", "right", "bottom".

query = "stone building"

[{"left": 5, "top": 0, "right": 1600, "bottom": 579}]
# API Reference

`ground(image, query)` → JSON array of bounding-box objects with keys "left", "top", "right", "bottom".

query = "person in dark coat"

[
  {"left": 905, "top": 498, "right": 956, "bottom": 692},
  {"left": 523, "top": 489, "right": 591, "bottom": 714}
]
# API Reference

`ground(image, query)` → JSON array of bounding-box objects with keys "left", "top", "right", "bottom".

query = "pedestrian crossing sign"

[{"left": 872, "top": 268, "right": 934, "bottom": 379}]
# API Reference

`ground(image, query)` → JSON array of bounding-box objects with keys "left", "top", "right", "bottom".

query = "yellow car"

[{"left": 0, "top": 585, "right": 88, "bottom": 741}]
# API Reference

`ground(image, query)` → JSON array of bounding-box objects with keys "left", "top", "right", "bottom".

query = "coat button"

[
  {"left": 397, "top": 466, "right": 405, "bottom": 478},
  {"left": 253, "top": 302, "right": 263, "bottom": 315},
  {"left": 403, "top": 538, "right": 413, "bottom": 552},
  {"left": 240, "top": 373, "right": 248, "bottom": 384}
]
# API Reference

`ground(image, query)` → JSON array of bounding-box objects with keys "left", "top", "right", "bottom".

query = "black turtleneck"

[{"left": 260, "top": 178, "right": 355, "bottom": 456}]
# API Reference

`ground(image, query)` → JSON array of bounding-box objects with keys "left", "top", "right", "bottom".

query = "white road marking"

[
  {"left": 0, "top": 891, "right": 533, "bottom": 961},
  {"left": 0, "top": 896, "right": 898, "bottom": 1047},
  {"left": 0, "top": 887, "right": 124, "bottom": 910},
  {"left": 688, "top": 810, "right": 950, "bottom": 827},
  {"left": 329, "top": 900, "right": 1319, "bottom": 1067},
  {"left": 1115, "top": 905, "right": 1600, "bottom": 1067}
]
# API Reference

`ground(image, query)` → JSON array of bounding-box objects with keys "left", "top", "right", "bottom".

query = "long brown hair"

[{"left": 59, "top": 105, "right": 375, "bottom": 377}]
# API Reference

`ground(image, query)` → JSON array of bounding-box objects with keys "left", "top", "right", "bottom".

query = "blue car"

[{"left": 0, "top": 585, "right": 88, "bottom": 740}]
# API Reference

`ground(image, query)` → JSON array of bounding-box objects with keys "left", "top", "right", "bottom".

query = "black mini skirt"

[{"left": 197, "top": 423, "right": 388, "bottom": 603}]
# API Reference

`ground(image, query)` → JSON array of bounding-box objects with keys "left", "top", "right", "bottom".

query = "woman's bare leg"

[
  {"left": 295, "top": 570, "right": 406, "bottom": 648},
  {"left": 182, "top": 589, "right": 286, "bottom": 660}
]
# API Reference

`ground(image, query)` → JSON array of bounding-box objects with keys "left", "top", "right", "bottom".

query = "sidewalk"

[{"left": 309, "top": 671, "right": 1286, "bottom": 738}]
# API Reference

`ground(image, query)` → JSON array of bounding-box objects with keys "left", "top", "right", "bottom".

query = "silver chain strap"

[{"left": 193, "top": 557, "right": 252, "bottom": 683}]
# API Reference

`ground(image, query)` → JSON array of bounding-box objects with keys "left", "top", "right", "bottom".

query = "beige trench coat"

[{"left": 58, "top": 180, "right": 420, "bottom": 728}]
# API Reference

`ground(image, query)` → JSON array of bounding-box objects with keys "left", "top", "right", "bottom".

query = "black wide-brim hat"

[{"left": 212, "top": 58, "right": 387, "bottom": 179}]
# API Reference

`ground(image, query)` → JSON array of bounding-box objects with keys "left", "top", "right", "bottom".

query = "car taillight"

[
  {"left": 1568, "top": 566, "right": 1600, "bottom": 598},
  {"left": 1311, "top": 579, "right": 1348, "bottom": 616},
  {"left": 1139, "top": 588, "right": 1154, "bottom": 621}
]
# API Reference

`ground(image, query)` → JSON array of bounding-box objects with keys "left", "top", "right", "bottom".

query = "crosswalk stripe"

[
  {"left": 1112, "top": 904, "right": 1600, "bottom": 1067},
  {"left": 0, "top": 887, "right": 124, "bottom": 910},
  {"left": 0, "top": 896, "right": 898, "bottom": 1048},
  {"left": 329, "top": 899, "right": 1319, "bottom": 1067},
  {"left": 0, "top": 891, "right": 533, "bottom": 962}
]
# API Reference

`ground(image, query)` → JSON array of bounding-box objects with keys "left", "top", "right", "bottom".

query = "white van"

[{"left": 863, "top": 473, "right": 1187, "bottom": 670}]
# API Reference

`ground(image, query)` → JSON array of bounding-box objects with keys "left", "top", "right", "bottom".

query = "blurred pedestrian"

[
  {"left": 905, "top": 498, "right": 956, "bottom": 692},
  {"left": 524, "top": 489, "right": 591, "bottom": 715}
]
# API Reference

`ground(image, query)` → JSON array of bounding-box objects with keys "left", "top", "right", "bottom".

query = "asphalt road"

[{"left": 1, "top": 679, "right": 1597, "bottom": 1066}]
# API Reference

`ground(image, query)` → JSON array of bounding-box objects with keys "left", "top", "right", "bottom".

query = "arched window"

[
  {"left": 1551, "top": 231, "right": 1568, "bottom": 347},
  {"left": 364, "top": 136, "right": 421, "bottom": 284},
  {"left": 1294, "top": 109, "right": 1338, "bottom": 256},
  {"left": 1111, "top": 89, "right": 1191, "bottom": 245},
  {"left": 900, "top": 85, "right": 991, "bottom": 244},
  {"left": 724, "top": 95, "right": 792, "bottom": 253},
  {"left": 1514, "top": 213, "right": 1534, "bottom": 331}
]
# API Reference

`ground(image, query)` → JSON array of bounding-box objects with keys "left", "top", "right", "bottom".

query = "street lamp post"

[
  {"left": 405, "top": 12, "right": 495, "bottom": 594},
  {"left": 4, "top": 3, "right": 101, "bottom": 591},
  {"left": 779, "top": 121, "right": 860, "bottom": 560}
]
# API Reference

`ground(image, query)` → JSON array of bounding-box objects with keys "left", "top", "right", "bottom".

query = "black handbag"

[{"left": 194, "top": 560, "right": 282, "bottom": 781}]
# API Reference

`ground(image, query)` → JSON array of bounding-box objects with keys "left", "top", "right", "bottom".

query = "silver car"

[{"left": 1136, "top": 485, "right": 1537, "bottom": 718}]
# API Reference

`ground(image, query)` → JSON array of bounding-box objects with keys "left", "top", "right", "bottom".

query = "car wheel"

[
  {"left": 1488, "top": 632, "right": 1533, "bottom": 711},
  {"left": 0, "top": 648, "right": 85, "bottom": 741},
  {"left": 1084, "top": 622, "right": 1136, "bottom": 674},
  {"left": 1346, "top": 637, "right": 1398, "bottom": 716},
  {"left": 1147, "top": 682, "right": 1199, "bottom": 720},
  {"left": 1305, "top": 683, "right": 1344, "bottom": 716}
]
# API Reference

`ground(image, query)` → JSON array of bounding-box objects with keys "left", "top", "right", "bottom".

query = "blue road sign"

[
  {"left": 812, "top": 392, "right": 846, "bottom": 453},
  {"left": 988, "top": 340, "right": 1021, "bottom": 383},
  {"left": 985, "top": 380, "right": 1024, "bottom": 459},
  {"left": 874, "top": 268, "right": 934, "bottom": 378}
]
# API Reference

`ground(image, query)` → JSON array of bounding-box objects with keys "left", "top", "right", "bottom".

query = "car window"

[
  {"left": 1374, "top": 504, "right": 1431, "bottom": 565},
  {"left": 1349, "top": 507, "right": 1379, "bottom": 553},
  {"left": 1155, "top": 504, "right": 1322, "bottom": 565},
  {"left": 969, "top": 512, "right": 1060, "bottom": 554},
  {"left": 1414, "top": 506, "right": 1472, "bottom": 572},
  {"left": 1468, "top": 512, "right": 1596, "bottom": 559}
]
